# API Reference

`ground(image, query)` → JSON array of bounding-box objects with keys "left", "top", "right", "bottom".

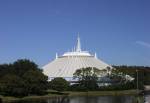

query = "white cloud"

[{"left": 135, "top": 41, "right": 150, "bottom": 48}]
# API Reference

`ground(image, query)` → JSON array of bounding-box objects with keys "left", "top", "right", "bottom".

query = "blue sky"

[{"left": 0, "top": 0, "right": 150, "bottom": 67}]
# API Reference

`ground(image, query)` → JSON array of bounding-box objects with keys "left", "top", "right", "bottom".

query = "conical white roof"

[{"left": 43, "top": 36, "right": 111, "bottom": 78}]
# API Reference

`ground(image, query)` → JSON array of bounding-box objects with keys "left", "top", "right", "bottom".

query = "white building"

[{"left": 43, "top": 35, "right": 112, "bottom": 81}]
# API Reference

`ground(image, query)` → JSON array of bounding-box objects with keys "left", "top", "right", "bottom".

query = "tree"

[
  {"left": 111, "top": 66, "right": 145, "bottom": 89},
  {"left": 49, "top": 77, "right": 70, "bottom": 91},
  {"left": 22, "top": 69, "right": 48, "bottom": 95},
  {"left": 0, "top": 64, "right": 13, "bottom": 78},
  {"left": 0, "top": 74, "right": 26, "bottom": 96},
  {"left": 0, "top": 59, "right": 48, "bottom": 96},
  {"left": 73, "top": 67, "right": 101, "bottom": 90},
  {"left": 13, "top": 59, "right": 39, "bottom": 77}
]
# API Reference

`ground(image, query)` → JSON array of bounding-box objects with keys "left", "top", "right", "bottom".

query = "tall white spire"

[
  {"left": 76, "top": 33, "right": 81, "bottom": 52},
  {"left": 95, "top": 52, "right": 97, "bottom": 59},
  {"left": 56, "top": 53, "right": 58, "bottom": 59}
]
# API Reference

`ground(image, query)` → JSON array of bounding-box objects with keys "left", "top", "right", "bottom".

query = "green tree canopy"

[
  {"left": 0, "top": 59, "right": 48, "bottom": 96},
  {"left": 73, "top": 67, "right": 102, "bottom": 91},
  {"left": 49, "top": 77, "right": 70, "bottom": 91}
]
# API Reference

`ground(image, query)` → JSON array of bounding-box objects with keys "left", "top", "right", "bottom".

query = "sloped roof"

[
  {"left": 43, "top": 55, "right": 110, "bottom": 77},
  {"left": 43, "top": 35, "right": 111, "bottom": 78}
]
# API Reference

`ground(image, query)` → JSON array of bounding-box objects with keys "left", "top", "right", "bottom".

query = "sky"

[{"left": 0, "top": 0, "right": 150, "bottom": 67}]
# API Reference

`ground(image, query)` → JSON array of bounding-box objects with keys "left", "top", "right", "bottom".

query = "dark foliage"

[
  {"left": 69, "top": 83, "right": 88, "bottom": 91},
  {"left": 71, "top": 66, "right": 150, "bottom": 91},
  {"left": 73, "top": 67, "right": 100, "bottom": 91},
  {"left": 112, "top": 65, "right": 150, "bottom": 89},
  {"left": 0, "top": 59, "right": 48, "bottom": 97},
  {"left": 98, "top": 82, "right": 135, "bottom": 91},
  {"left": 49, "top": 77, "right": 70, "bottom": 91}
]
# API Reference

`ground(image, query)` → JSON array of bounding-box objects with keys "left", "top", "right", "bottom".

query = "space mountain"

[{"left": 43, "top": 36, "right": 113, "bottom": 81}]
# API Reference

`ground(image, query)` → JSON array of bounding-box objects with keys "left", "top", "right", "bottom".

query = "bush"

[
  {"left": 98, "top": 82, "right": 135, "bottom": 91},
  {"left": 69, "top": 84, "right": 88, "bottom": 91},
  {"left": 49, "top": 77, "right": 70, "bottom": 92},
  {"left": 0, "top": 59, "right": 48, "bottom": 97}
]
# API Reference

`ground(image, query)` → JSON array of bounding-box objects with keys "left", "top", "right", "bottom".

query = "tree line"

[
  {"left": 0, "top": 59, "right": 150, "bottom": 97},
  {"left": 49, "top": 66, "right": 150, "bottom": 91},
  {"left": 0, "top": 59, "right": 48, "bottom": 97},
  {"left": 112, "top": 65, "right": 150, "bottom": 89}
]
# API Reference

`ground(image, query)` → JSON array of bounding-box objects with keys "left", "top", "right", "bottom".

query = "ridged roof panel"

[{"left": 43, "top": 56, "right": 111, "bottom": 77}]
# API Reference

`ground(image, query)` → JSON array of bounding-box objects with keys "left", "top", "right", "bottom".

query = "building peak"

[
  {"left": 61, "top": 34, "right": 94, "bottom": 57},
  {"left": 76, "top": 33, "right": 81, "bottom": 52}
]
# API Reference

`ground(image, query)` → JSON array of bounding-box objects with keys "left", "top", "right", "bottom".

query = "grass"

[
  {"left": 0, "top": 95, "right": 19, "bottom": 102},
  {"left": 0, "top": 94, "right": 66, "bottom": 103},
  {"left": 0, "top": 90, "right": 141, "bottom": 102},
  {"left": 66, "top": 90, "right": 141, "bottom": 97}
]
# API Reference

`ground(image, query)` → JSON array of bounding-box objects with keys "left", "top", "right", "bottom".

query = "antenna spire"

[
  {"left": 56, "top": 53, "right": 58, "bottom": 59},
  {"left": 76, "top": 33, "right": 81, "bottom": 52},
  {"left": 95, "top": 52, "right": 97, "bottom": 59}
]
